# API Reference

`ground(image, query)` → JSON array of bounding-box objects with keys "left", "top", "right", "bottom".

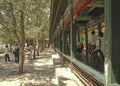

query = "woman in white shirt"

[
  {"left": 4, "top": 45, "right": 10, "bottom": 62},
  {"left": 93, "top": 32, "right": 104, "bottom": 72},
  {"left": 89, "top": 31, "right": 96, "bottom": 55}
]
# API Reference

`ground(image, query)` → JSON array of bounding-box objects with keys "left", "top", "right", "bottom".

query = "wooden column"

[
  {"left": 70, "top": 0, "right": 76, "bottom": 60},
  {"left": 85, "top": 28, "right": 88, "bottom": 63},
  {"left": 62, "top": 17, "right": 65, "bottom": 53},
  {"left": 78, "top": 31, "right": 80, "bottom": 42},
  {"left": 105, "top": 0, "right": 120, "bottom": 85}
]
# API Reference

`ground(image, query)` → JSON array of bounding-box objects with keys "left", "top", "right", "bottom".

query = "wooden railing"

[{"left": 54, "top": 48, "right": 104, "bottom": 86}]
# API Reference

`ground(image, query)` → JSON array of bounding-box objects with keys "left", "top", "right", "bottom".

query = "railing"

[{"left": 54, "top": 48, "right": 104, "bottom": 86}]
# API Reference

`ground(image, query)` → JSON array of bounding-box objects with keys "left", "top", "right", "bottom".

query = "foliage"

[{"left": 0, "top": 0, "right": 50, "bottom": 44}]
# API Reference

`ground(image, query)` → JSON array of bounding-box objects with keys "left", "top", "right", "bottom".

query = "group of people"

[
  {"left": 88, "top": 30, "right": 104, "bottom": 71},
  {"left": 4, "top": 44, "right": 19, "bottom": 63},
  {"left": 4, "top": 43, "right": 34, "bottom": 63},
  {"left": 76, "top": 30, "right": 104, "bottom": 72}
]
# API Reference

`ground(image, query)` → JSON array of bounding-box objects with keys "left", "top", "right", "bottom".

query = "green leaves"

[{"left": 0, "top": 0, "right": 50, "bottom": 44}]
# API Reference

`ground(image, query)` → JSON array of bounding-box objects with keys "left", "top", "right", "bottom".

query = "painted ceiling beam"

[{"left": 50, "top": 0, "right": 92, "bottom": 42}]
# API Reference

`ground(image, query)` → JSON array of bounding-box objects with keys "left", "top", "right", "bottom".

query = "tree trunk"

[
  {"left": 18, "top": 50, "right": 24, "bottom": 74},
  {"left": 40, "top": 40, "right": 44, "bottom": 53},
  {"left": 33, "top": 39, "right": 36, "bottom": 59},
  {"left": 37, "top": 39, "right": 40, "bottom": 56},
  {"left": 9, "top": 2, "right": 20, "bottom": 43},
  {"left": 18, "top": 8, "right": 25, "bottom": 74}
]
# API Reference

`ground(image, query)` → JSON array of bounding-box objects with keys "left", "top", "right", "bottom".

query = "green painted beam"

[
  {"left": 105, "top": 0, "right": 120, "bottom": 85},
  {"left": 111, "top": 0, "right": 120, "bottom": 84}
]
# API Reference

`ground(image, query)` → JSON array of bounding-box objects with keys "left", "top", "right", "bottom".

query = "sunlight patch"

[
  {"left": 56, "top": 68, "right": 73, "bottom": 78},
  {"left": 0, "top": 80, "right": 20, "bottom": 86},
  {"left": 52, "top": 54, "right": 60, "bottom": 59},
  {"left": 34, "top": 61, "right": 53, "bottom": 66},
  {"left": 51, "top": 78, "right": 58, "bottom": 85}
]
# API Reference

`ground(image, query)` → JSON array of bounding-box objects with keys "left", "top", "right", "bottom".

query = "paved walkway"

[{"left": 0, "top": 48, "right": 84, "bottom": 86}]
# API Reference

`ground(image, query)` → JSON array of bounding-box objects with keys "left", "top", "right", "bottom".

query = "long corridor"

[{"left": 0, "top": 48, "right": 84, "bottom": 86}]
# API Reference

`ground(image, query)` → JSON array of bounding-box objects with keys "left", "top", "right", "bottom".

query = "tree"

[{"left": 0, "top": 0, "right": 50, "bottom": 74}]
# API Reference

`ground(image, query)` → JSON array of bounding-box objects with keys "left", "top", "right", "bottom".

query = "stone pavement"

[{"left": 0, "top": 48, "right": 84, "bottom": 86}]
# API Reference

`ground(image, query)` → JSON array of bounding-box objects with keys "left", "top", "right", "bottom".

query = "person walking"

[
  {"left": 13, "top": 44, "right": 19, "bottom": 63},
  {"left": 93, "top": 31, "right": 104, "bottom": 71},
  {"left": 29, "top": 43, "right": 34, "bottom": 59},
  {"left": 4, "top": 45, "right": 10, "bottom": 62},
  {"left": 88, "top": 31, "right": 96, "bottom": 55}
]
